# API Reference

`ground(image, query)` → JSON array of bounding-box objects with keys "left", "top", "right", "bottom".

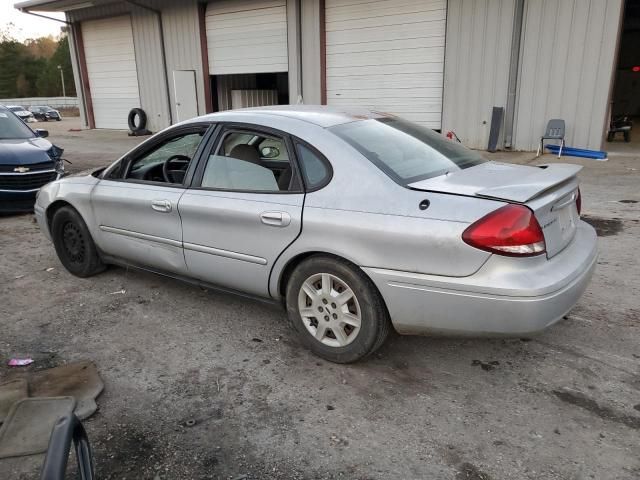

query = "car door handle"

[
  {"left": 151, "top": 199, "right": 172, "bottom": 213},
  {"left": 260, "top": 211, "right": 291, "bottom": 227}
]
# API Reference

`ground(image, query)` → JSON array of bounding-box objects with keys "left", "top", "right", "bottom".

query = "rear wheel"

[
  {"left": 285, "top": 256, "right": 390, "bottom": 363},
  {"left": 624, "top": 131, "right": 630, "bottom": 142},
  {"left": 51, "top": 206, "right": 105, "bottom": 277}
]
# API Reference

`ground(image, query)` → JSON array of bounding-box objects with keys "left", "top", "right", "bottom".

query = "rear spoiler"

[{"left": 476, "top": 164, "right": 582, "bottom": 203}]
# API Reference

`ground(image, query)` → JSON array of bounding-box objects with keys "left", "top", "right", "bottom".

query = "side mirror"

[
  {"left": 40, "top": 414, "right": 95, "bottom": 480},
  {"left": 36, "top": 129, "right": 49, "bottom": 138}
]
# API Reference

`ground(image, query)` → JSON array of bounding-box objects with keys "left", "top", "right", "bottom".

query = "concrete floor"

[{"left": 0, "top": 117, "right": 639, "bottom": 479}]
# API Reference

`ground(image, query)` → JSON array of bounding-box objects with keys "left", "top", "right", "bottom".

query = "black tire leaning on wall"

[{"left": 127, "top": 108, "right": 149, "bottom": 135}]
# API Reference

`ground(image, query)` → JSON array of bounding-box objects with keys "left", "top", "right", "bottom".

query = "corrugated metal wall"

[
  {"left": 130, "top": 6, "right": 171, "bottom": 132},
  {"left": 300, "top": 0, "right": 322, "bottom": 104},
  {"left": 68, "top": 0, "right": 205, "bottom": 132},
  {"left": 441, "top": 0, "right": 515, "bottom": 149},
  {"left": 513, "top": 0, "right": 623, "bottom": 151},
  {"left": 156, "top": 0, "right": 206, "bottom": 125}
]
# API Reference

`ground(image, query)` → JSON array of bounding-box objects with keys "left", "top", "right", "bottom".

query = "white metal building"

[{"left": 15, "top": 0, "right": 631, "bottom": 151}]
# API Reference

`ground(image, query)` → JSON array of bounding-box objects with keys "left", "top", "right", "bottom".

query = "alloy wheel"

[{"left": 297, "top": 272, "right": 362, "bottom": 348}]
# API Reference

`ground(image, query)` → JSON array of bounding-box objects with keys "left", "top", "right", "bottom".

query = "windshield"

[
  {"left": 0, "top": 110, "right": 36, "bottom": 139},
  {"left": 330, "top": 118, "right": 486, "bottom": 184}
]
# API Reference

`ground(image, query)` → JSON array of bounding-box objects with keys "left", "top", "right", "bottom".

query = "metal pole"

[
  {"left": 504, "top": 0, "right": 525, "bottom": 149},
  {"left": 58, "top": 65, "right": 66, "bottom": 98}
]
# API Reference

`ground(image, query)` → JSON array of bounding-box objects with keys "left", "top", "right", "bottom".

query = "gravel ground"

[{"left": 0, "top": 118, "right": 639, "bottom": 479}]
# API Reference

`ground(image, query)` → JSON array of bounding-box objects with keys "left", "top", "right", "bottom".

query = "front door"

[
  {"left": 179, "top": 126, "right": 304, "bottom": 297},
  {"left": 91, "top": 125, "right": 209, "bottom": 274},
  {"left": 173, "top": 70, "right": 199, "bottom": 122}
]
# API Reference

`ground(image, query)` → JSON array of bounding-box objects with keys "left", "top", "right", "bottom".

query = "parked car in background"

[
  {"left": 30, "top": 105, "right": 63, "bottom": 122},
  {"left": 5, "top": 105, "right": 36, "bottom": 123},
  {"left": 34, "top": 106, "right": 597, "bottom": 363},
  {"left": 0, "top": 105, "right": 64, "bottom": 212}
]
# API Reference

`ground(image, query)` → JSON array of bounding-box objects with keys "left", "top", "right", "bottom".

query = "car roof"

[{"left": 195, "top": 105, "right": 395, "bottom": 128}]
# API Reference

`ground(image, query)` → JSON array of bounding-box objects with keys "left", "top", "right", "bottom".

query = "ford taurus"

[{"left": 34, "top": 107, "right": 597, "bottom": 363}]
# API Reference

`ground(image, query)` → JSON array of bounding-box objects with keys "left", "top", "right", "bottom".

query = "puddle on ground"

[{"left": 582, "top": 215, "right": 624, "bottom": 237}]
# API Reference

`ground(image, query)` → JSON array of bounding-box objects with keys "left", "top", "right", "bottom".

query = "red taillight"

[
  {"left": 462, "top": 204, "right": 546, "bottom": 257},
  {"left": 576, "top": 188, "right": 582, "bottom": 215}
]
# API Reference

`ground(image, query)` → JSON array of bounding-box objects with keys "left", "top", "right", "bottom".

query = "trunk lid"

[{"left": 409, "top": 162, "right": 582, "bottom": 258}]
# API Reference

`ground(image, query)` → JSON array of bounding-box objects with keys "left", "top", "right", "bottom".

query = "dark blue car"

[{"left": 0, "top": 105, "right": 64, "bottom": 212}]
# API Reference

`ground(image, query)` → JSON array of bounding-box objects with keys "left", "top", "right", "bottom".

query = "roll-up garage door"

[
  {"left": 206, "top": 0, "right": 289, "bottom": 75},
  {"left": 82, "top": 16, "right": 140, "bottom": 129},
  {"left": 325, "top": 0, "right": 446, "bottom": 128}
]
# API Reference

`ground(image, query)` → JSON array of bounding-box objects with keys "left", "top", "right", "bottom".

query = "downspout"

[
  {"left": 296, "top": 0, "right": 303, "bottom": 103},
  {"left": 124, "top": 0, "right": 174, "bottom": 125},
  {"left": 503, "top": 0, "right": 525, "bottom": 149}
]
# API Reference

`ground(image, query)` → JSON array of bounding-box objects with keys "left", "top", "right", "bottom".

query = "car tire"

[
  {"left": 51, "top": 206, "right": 105, "bottom": 278},
  {"left": 285, "top": 255, "right": 391, "bottom": 363}
]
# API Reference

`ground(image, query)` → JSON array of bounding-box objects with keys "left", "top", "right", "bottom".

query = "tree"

[{"left": 0, "top": 31, "right": 75, "bottom": 98}]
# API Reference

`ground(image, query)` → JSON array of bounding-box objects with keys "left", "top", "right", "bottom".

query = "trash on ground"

[
  {"left": 45, "top": 267, "right": 55, "bottom": 272},
  {"left": 471, "top": 359, "right": 500, "bottom": 371},
  {"left": 7, "top": 358, "right": 34, "bottom": 367},
  {"left": 109, "top": 289, "right": 126, "bottom": 295}
]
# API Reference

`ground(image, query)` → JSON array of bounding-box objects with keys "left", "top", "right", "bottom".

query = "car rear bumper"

[{"left": 363, "top": 221, "right": 598, "bottom": 336}]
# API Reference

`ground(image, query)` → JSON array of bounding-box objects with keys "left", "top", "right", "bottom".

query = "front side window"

[
  {"left": 330, "top": 118, "right": 486, "bottom": 185},
  {"left": 0, "top": 110, "right": 35, "bottom": 140},
  {"left": 201, "top": 131, "right": 297, "bottom": 192},
  {"left": 125, "top": 131, "right": 204, "bottom": 184}
]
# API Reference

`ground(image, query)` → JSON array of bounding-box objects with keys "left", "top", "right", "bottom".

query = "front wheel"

[
  {"left": 51, "top": 206, "right": 105, "bottom": 277},
  {"left": 285, "top": 256, "right": 391, "bottom": 363}
]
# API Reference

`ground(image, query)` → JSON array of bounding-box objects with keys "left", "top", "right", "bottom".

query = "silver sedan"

[{"left": 35, "top": 106, "right": 597, "bottom": 363}]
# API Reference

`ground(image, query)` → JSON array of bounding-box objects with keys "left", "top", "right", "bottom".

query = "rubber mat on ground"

[
  {"left": 29, "top": 360, "right": 103, "bottom": 420},
  {"left": 0, "top": 379, "right": 28, "bottom": 424},
  {"left": 0, "top": 397, "right": 75, "bottom": 459}
]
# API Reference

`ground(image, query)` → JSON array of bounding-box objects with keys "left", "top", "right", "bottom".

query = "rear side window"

[
  {"left": 295, "top": 143, "right": 331, "bottom": 190},
  {"left": 329, "top": 118, "right": 485, "bottom": 185}
]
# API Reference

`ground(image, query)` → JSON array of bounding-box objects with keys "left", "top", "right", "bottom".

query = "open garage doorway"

[
  {"left": 212, "top": 72, "right": 289, "bottom": 111},
  {"left": 608, "top": 0, "right": 640, "bottom": 151},
  {"left": 205, "top": 0, "right": 290, "bottom": 112}
]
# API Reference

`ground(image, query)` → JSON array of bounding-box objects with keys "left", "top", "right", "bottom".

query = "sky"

[{"left": 1, "top": 1, "right": 66, "bottom": 40}]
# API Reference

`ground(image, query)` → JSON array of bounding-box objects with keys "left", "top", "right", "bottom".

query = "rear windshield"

[
  {"left": 0, "top": 110, "right": 35, "bottom": 140},
  {"left": 329, "top": 118, "right": 485, "bottom": 184}
]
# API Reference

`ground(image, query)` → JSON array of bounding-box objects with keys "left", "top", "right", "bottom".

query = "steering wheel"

[{"left": 162, "top": 154, "right": 190, "bottom": 183}]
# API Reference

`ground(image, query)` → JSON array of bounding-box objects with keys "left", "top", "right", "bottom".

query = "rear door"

[
  {"left": 91, "top": 125, "right": 210, "bottom": 274},
  {"left": 179, "top": 125, "right": 304, "bottom": 297}
]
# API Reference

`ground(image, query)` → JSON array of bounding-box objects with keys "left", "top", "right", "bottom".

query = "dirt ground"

[{"left": 1, "top": 118, "right": 639, "bottom": 479}]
